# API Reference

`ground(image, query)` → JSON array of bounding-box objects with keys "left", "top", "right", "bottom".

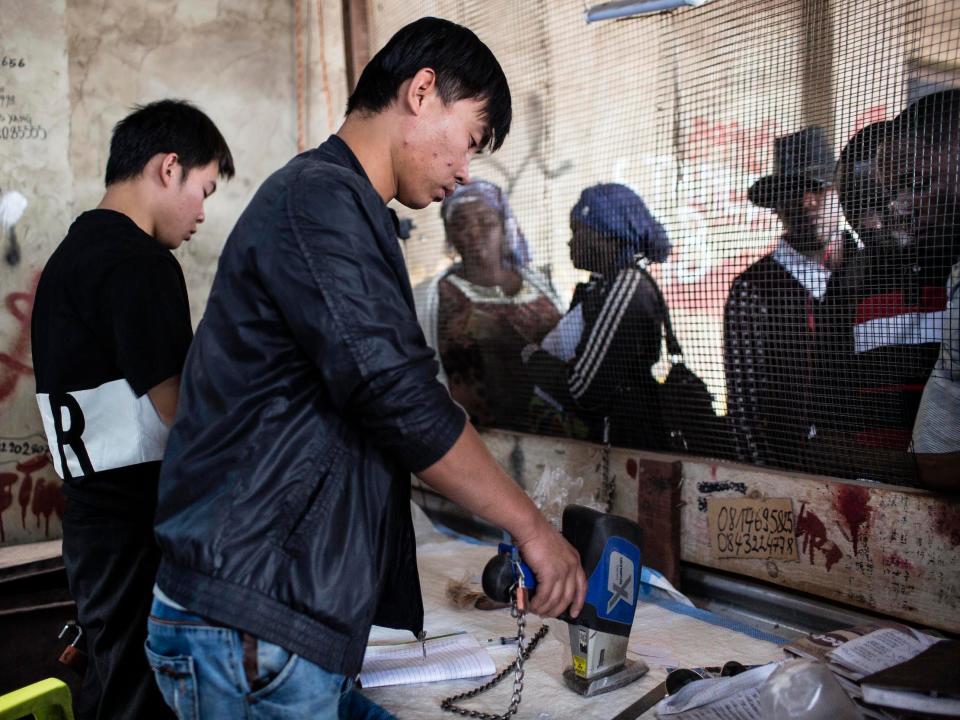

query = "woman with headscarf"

[
  {"left": 414, "top": 179, "right": 563, "bottom": 431},
  {"left": 522, "top": 183, "right": 672, "bottom": 450}
]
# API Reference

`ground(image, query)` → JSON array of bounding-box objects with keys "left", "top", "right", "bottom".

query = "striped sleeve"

[{"left": 568, "top": 270, "right": 643, "bottom": 402}]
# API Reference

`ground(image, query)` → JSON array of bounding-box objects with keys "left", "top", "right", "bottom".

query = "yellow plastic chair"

[{"left": 0, "top": 678, "right": 74, "bottom": 720}]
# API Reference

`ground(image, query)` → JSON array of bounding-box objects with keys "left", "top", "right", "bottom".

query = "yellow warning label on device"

[{"left": 573, "top": 656, "right": 587, "bottom": 677}]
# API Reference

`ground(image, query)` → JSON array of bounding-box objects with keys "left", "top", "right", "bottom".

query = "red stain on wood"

[
  {"left": 710, "top": 464, "right": 717, "bottom": 480},
  {"left": 933, "top": 504, "right": 960, "bottom": 547},
  {"left": 882, "top": 554, "right": 915, "bottom": 572},
  {"left": 796, "top": 503, "right": 843, "bottom": 571},
  {"left": 626, "top": 458, "right": 638, "bottom": 479},
  {"left": 834, "top": 485, "right": 872, "bottom": 555}
]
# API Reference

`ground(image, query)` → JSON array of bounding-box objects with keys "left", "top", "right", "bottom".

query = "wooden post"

[
  {"left": 802, "top": 0, "right": 835, "bottom": 138},
  {"left": 342, "top": 0, "right": 370, "bottom": 97}
]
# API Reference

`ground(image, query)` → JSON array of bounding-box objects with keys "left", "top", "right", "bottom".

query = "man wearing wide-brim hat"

[{"left": 724, "top": 126, "right": 848, "bottom": 469}]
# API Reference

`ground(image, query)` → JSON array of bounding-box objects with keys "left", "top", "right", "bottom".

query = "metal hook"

[{"left": 58, "top": 623, "right": 83, "bottom": 647}]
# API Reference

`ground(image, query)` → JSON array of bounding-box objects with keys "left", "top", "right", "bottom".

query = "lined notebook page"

[{"left": 359, "top": 634, "right": 496, "bottom": 688}]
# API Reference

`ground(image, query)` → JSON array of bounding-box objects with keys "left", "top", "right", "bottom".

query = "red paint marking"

[
  {"left": 0, "top": 275, "right": 39, "bottom": 405},
  {"left": 933, "top": 505, "right": 960, "bottom": 547},
  {"left": 16, "top": 454, "right": 49, "bottom": 474},
  {"left": 11, "top": 454, "right": 53, "bottom": 530},
  {"left": 834, "top": 486, "right": 872, "bottom": 556},
  {"left": 0, "top": 472, "right": 18, "bottom": 543},
  {"left": 17, "top": 473, "right": 32, "bottom": 528},
  {"left": 796, "top": 503, "right": 843, "bottom": 571},
  {"left": 710, "top": 465, "right": 717, "bottom": 480},
  {"left": 882, "top": 553, "right": 915, "bottom": 572},
  {"left": 30, "top": 477, "right": 64, "bottom": 537},
  {"left": 626, "top": 459, "right": 638, "bottom": 479}
]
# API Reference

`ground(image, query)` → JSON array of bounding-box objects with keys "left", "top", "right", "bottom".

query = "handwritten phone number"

[
  {"left": 0, "top": 95, "right": 14, "bottom": 108},
  {"left": 0, "top": 440, "right": 48, "bottom": 456},
  {"left": 0, "top": 124, "right": 47, "bottom": 140},
  {"left": 1, "top": 57, "right": 26, "bottom": 68}
]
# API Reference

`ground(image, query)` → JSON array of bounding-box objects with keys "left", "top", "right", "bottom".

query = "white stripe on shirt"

[
  {"left": 854, "top": 311, "right": 945, "bottom": 354},
  {"left": 570, "top": 271, "right": 642, "bottom": 399},
  {"left": 569, "top": 271, "right": 635, "bottom": 394},
  {"left": 37, "top": 378, "right": 169, "bottom": 480}
]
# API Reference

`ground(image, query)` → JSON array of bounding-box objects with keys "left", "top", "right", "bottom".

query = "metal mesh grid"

[{"left": 369, "top": 0, "right": 959, "bottom": 484}]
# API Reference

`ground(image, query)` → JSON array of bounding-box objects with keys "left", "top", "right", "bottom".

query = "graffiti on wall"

[
  {"left": 0, "top": 272, "right": 36, "bottom": 406},
  {"left": 0, "top": 263, "right": 64, "bottom": 546}
]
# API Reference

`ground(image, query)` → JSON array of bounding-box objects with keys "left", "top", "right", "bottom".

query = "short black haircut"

[
  {"left": 346, "top": 17, "right": 511, "bottom": 152},
  {"left": 105, "top": 99, "right": 235, "bottom": 186}
]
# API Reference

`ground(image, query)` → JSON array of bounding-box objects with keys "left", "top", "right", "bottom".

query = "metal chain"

[
  {"left": 599, "top": 415, "right": 615, "bottom": 513},
  {"left": 440, "top": 597, "right": 549, "bottom": 719}
]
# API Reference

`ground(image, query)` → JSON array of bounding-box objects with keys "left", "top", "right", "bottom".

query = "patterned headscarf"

[
  {"left": 571, "top": 183, "right": 671, "bottom": 267},
  {"left": 441, "top": 179, "right": 531, "bottom": 267}
]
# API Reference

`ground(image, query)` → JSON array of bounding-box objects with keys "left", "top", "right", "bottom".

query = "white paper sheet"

[
  {"left": 360, "top": 633, "right": 497, "bottom": 689},
  {"left": 827, "top": 628, "right": 941, "bottom": 681},
  {"left": 655, "top": 662, "right": 779, "bottom": 720}
]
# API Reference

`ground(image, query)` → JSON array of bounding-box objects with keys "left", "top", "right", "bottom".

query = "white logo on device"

[{"left": 607, "top": 550, "right": 634, "bottom": 614}]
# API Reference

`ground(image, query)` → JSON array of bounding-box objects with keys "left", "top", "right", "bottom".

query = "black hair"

[
  {"left": 893, "top": 88, "right": 960, "bottom": 142},
  {"left": 105, "top": 99, "right": 235, "bottom": 186},
  {"left": 836, "top": 120, "right": 891, "bottom": 226},
  {"left": 346, "top": 17, "right": 511, "bottom": 152}
]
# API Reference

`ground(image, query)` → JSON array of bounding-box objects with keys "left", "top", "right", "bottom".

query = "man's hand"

[
  {"left": 514, "top": 518, "right": 587, "bottom": 619},
  {"left": 417, "top": 423, "right": 587, "bottom": 618}
]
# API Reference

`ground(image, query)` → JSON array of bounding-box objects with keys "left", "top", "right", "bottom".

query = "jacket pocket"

[{"left": 277, "top": 439, "right": 346, "bottom": 557}]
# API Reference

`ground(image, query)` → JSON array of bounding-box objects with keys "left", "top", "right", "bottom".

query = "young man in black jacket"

[
  {"left": 32, "top": 100, "right": 234, "bottom": 720},
  {"left": 148, "top": 18, "right": 586, "bottom": 718}
]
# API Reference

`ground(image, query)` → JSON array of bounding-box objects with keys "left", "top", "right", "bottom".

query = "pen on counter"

[{"left": 482, "top": 636, "right": 520, "bottom": 646}]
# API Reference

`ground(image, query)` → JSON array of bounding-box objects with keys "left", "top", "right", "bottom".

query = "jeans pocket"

[
  {"left": 144, "top": 643, "right": 200, "bottom": 720},
  {"left": 240, "top": 633, "right": 299, "bottom": 698}
]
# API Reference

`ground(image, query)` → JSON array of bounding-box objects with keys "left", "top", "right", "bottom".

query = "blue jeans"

[{"left": 145, "top": 598, "right": 395, "bottom": 719}]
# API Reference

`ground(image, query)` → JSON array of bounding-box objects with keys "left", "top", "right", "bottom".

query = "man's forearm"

[
  {"left": 417, "top": 421, "right": 546, "bottom": 543},
  {"left": 419, "top": 421, "right": 588, "bottom": 618}
]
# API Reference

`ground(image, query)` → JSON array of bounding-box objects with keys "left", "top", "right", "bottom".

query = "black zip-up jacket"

[{"left": 154, "top": 136, "right": 466, "bottom": 677}]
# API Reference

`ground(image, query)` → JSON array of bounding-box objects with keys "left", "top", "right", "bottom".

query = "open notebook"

[{"left": 359, "top": 632, "right": 497, "bottom": 688}]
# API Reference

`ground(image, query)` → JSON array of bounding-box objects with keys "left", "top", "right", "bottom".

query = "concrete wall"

[{"left": 0, "top": 0, "right": 348, "bottom": 547}]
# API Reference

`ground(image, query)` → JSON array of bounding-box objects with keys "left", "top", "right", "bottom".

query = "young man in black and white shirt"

[{"left": 31, "top": 99, "right": 234, "bottom": 720}]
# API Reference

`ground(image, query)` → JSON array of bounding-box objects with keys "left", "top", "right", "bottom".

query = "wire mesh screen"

[{"left": 369, "top": 0, "right": 959, "bottom": 485}]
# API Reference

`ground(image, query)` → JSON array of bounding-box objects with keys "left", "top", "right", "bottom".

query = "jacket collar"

[
  {"left": 316, "top": 134, "right": 371, "bottom": 184},
  {"left": 772, "top": 237, "right": 831, "bottom": 301}
]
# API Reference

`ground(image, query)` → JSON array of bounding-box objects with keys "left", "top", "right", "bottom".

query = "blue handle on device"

[{"left": 497, "top": 543, "right": 537, "bottom": 593}]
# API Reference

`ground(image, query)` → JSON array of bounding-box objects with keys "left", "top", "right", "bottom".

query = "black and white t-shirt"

[{"left": 32, "top": 210, "right": 192, "bottom": 496}]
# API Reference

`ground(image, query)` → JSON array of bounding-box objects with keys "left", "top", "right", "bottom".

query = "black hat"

[{"left": 748, "top": 127, "right": 836, "bottom": 209}]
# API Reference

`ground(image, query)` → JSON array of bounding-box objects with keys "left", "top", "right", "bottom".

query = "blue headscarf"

[
  {"left": 441, "top": 179, "right": 531, "bottom": 267},
  {"left": 571, "top": 183, "right": 671, "bottom": 267}
]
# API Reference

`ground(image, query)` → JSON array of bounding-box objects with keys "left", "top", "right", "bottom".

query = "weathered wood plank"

[
  {"left": 477, "top": 429, "right": 960, "bottom": 633},
  {"left": 679, "top": 460, "right": 960, "bottom": 632}
]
